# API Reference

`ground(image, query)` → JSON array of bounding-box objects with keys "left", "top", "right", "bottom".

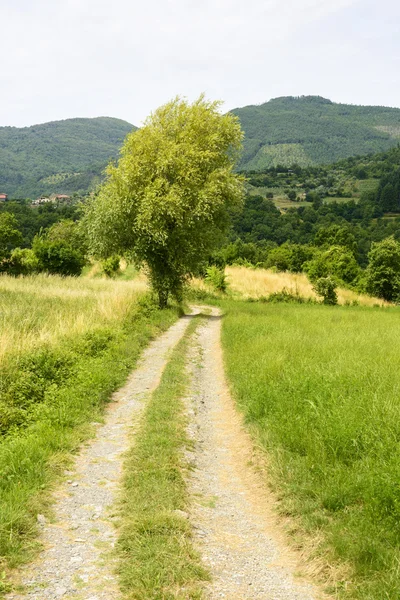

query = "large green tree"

[{"left": 84, "top": 96, "right": 244, "bottom": 306}]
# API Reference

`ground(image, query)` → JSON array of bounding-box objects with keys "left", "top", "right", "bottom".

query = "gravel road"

[
  {"left": 5, "top": 314, "right": 195, "bottom": 600},
  {"left": 186, "top": 308, "right": 320, "bottom": 599}
]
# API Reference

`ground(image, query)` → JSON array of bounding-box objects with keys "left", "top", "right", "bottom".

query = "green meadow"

[{"left": 220, "top": 300, "right": 400, "bottom": 599}]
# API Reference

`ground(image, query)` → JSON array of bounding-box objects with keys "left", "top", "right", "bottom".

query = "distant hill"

[
  {"left": 0, "top": 117, "right": 135, "bottom": 198},
  {"left": 2, "top": 98, "right": 400, "bottom": 197},
  {"left": 232, "top": 96, "right": 400, "bottom": 170}
]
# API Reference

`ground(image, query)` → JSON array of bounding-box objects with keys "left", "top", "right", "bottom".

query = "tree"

[
  {"left": 0, "top": 213, "right": 22, "bottom": 263},
  {"left": 313, "top": 276, "right": 338, "bottom": 305},
  {"left": 365, "top": 236, "right": 400, "bottom": 301},
  {"left": 84, "top": 96, "right": 244, "bottom": 307},
  {"left": 32, "top": 236, "right": 85, "bottom": 276},
  {"left": 304, "top": 246, "right": 360, "bottom": 284}
]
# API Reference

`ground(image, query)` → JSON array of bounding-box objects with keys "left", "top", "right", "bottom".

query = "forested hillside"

[
  {"left": 2, "top": 97, "right": 400, "bottom": 197},
  {"left": 0, "top": 117, "right": 135, "bottom": 198},
  {"left": 233, "top": 96, "right": 400, "bottom": 170}
]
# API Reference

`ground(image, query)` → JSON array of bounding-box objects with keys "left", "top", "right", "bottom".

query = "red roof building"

[{"left": 0, "top": 193, "right": 8, "bottom": 201}]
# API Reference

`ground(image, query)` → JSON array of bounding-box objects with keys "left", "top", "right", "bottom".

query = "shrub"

[
  {"left": 365, "top": 236, "right": 400, "bottom": 301},
  {"left": 32, "top": 237, "right": 85, "bottom": 276},
  {"left": 205, "top": 266, "right": 228, "bottom": 292},
  {"left": 304, "top": 245, "right": 360, "bottom": 284},
  {"left": 313, "top": 276, "right": 338, "bottom": 305},
  {"left": 7, "top": 248, "right": 39, "bottom": 276},
  {"left": 102, "top": 255, "right": 121, "bottom": 278},
  {"left": 264, "top": 288, "right": 309, "bottom": 304}
]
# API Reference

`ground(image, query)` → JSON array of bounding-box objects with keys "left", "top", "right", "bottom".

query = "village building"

[
  {"left": 32, "top": 194, "right": 71, "bottom": 206},
  {"left": 0, "top": 193, "right": 8, "bottom": 202}
]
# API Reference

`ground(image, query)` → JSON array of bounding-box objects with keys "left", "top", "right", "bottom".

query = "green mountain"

[
  {"left": 232, "top": 96, "right": 400, "bottom": 170},
  {"left": 2, "top": 98, "right": 400, "bottom": 197},
  {"left": 0, "top": 117, "right": 135, "bottom": 198}
]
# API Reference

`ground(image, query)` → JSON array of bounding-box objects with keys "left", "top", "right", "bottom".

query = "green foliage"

[
  {"left": 7, "top": 248, "right": 39, "bottom": 275},
  {"left": 376, "top": 168, "right": 400, "bottom": 212},
  {"left": 233, "top": 95, "right": 400, "bottom": 170},
  {"left": 314, "top": 225, "right": 357, "bottom": 253},
  {"left": 0, "top": 200, "right": 80, "bottom": 248},
  {"left": 304, "top": 246, "right": 360, "bottom": 284},
  {"left": 313, "top": 276, "right": 338, "bottom": 305},
  {"left": 365, "top": 236, "right": 400, "bottom": 301},
  {"left": 102, "top": 255, "right": 120, "bottom": 278},
  {"left": 32, "top": 236, "right": 86, "bottom": 276},
  {"left": 47, "top": 219, "right": 87, "bottom": 255},
  {"left": 264, "top": 243, "right": 314, "bottom": 272},
  {"left": 0, "top": 117, "right": 135, "bottom": 198},
  {"left": 84, "top": 96, "right": 244, "bottom": 307},
  {"left": 221, "top": 301, "right": 400, "bottom": 598},
  {"left": 0, "top": 213, "right": 22, "bottom": 262},
  {"left": 205, "top": 266, "right": 228, "bottom": 292}
]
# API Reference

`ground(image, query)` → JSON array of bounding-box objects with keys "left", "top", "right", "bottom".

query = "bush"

[
  {"left": 304, "top": 245, "right": 360, "bottom": 284},
  {"left": 7, "top": 248, "right": 39, "bottom": 276},
  {"left": 102, "top": 255, "right": 120, "bottom": 278},
  {"left": 261, "top": 288, "right": 309, "bottom": 304},
  {"left": 313, "top": 276, "right": 338, "bottom": 305},
  {"left": 205, "top": 266, "right": 228, "bottom": 292},
  {"left": 32, "top": 237, "right": 86, "bottom": 276}
]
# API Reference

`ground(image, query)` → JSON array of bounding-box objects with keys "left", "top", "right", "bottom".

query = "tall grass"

[
  {"left": 0, "top": 273, "right": 148, "bottom": 366},
  {"left": 224, "top": 266, "right": 389, "bottom": 307},
  {"left": 221, "top": 300, "right": 400, "bottom": 599}
]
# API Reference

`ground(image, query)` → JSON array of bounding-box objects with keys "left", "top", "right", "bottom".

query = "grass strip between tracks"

[{"left": 117, "top": 314, "right": 209, "bottom": 600}]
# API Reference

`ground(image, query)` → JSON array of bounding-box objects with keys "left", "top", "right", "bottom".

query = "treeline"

[
  {"left": 0, "top": 199, "right": 86, "bottom": 278},
  {"left": 212, "top": 191, "right": 400, "bottom": 301}
]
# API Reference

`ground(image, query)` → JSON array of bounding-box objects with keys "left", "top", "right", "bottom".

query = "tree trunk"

[{"left": 158, "top": 289, "right": 169, "bottom": 309}]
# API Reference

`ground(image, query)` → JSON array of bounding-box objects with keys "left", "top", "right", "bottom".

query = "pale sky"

[{"left": 1, "top": 0, "right": 399, "bottom": 127}]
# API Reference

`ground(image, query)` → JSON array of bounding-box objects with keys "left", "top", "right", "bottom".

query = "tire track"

[
  {"left": 6, "top": 312, "right": 197, "bottom": 600},
  {"left": 186, "top": 308, "right": 321, "bottom": 599}
]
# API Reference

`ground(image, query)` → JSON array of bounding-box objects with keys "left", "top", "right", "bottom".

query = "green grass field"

[{"left": 220, "top": 300, "right": 400, "bottom": 599}]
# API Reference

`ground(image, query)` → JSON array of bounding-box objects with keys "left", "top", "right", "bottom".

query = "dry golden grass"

[
  {"left": 0, "top": 273, "right": 149, "bottom": 366},
  {"left": 196, "top": 266, "right": 389, "bottom": 307}
]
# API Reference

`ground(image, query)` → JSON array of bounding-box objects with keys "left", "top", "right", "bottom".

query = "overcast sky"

[{"left": 1, "top": 0, "right": 399, "bottom": 127}]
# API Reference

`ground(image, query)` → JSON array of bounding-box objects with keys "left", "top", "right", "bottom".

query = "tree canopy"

[{"left": 84, "top": 96, "right": 244, "bottom": 306}]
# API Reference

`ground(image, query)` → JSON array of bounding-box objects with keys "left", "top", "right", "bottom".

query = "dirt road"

[
  {"left": 6, "top": 308, "right": 320, "bottom": 599},
  {"left": 186, "top": 309, "right": 318, "bottom": 599}
]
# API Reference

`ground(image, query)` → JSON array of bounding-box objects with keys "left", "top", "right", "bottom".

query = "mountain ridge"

[
  {"left": 2, "top": 97, "right": 400, "bottom": 198},
  {"left": 232, "top": 95, "right": 400, "bottom": 170},
  {"left": 0, "top": 117, "right": 135, "bottom": 198}
]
